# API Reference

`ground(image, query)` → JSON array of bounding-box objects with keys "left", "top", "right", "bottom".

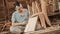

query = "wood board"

[
  {"left": 35, "top": 1, "right": 46, "bottom": 28},
  {"left": 32, "top": 2, "right": 36, "bottom": 14},
  {"left": 39, "top": 14, "right": 46, "bottom": 28},
  {"left": 40, "top": 0, "right": 51, "bottom": 26},
  {"left": 24, "top": 16, "right": 38, "bottom": 32}
]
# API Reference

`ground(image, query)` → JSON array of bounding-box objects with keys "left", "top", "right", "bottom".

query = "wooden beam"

[
  {"left": 31, "top": 12, "right": 42, "bottom": 17},
  {"left": 39, "top": 14, "right": 46, "bottom": 28}
]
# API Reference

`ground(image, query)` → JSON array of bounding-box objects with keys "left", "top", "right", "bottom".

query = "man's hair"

[{"left": 14, "top": 1, "right": 20, "bottom": 8}]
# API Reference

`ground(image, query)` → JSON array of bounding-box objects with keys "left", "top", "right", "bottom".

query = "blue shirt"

[{"left": 11, "top": 9, "right": 29, "bottom": 23}]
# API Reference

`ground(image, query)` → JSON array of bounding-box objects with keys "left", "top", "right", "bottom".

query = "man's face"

[{"left": 15, "top": 4, "right": 23, "bottom": 12}]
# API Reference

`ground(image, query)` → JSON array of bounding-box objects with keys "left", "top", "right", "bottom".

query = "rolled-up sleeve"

[{"left": 11, "top": 13, "right": 15, "bottom": 23}]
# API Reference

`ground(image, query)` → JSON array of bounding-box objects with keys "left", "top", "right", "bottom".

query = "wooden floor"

[{"left": 24, "top": 26, "right": 60, "bottom": 34}]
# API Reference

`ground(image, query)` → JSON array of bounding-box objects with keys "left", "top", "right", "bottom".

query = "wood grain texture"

[
  {"left": 40, "top": 0, "right": 51, "bottom": 26},
  {"left": 24, "top": 16, "right": 38, "bottom": 32},
  {"left": 39, "top": 14, "right": 46, "bottom": 28}
]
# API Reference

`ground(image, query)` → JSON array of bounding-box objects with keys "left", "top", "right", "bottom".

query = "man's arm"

[
  {"left": 11, "top": 13, "right": 24, "bottom": 26},
  {"left": 11, "top": 9, "right": 28, "bottom": 26},
  {"left": 12, "top": 21, "right": 27, "bottom": 26}
]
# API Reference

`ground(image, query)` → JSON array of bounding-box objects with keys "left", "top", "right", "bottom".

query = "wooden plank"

[
  {"left": 32, "top": 2, "right": 35, "bottom": 14},
  {"left": 31, "top": 12, "right": 42, "bottom": 17},
  {"left": 35, "top": 1, "right": 46, "bottom": 28},
  {"left": 39, "top": 14, "right": 46, "bottom": 28},
  {"left": 40, "top": 0, "right": 51, "bottom": 26},
  {"left": 27, "top": 4, "right": 31, "bottom": 16},
  {"left": 0, "top": 31, "right": 9, "bottom": 34},
  {"left": 24, "top": 16, "right": 38, "bottom": 32},
  {"left": 27, "top": 4, "right": 32, "bottom": 16},
  {"left": 43, "top": 13, "right": 51, "bottom": 26},
  {"left": 35, "top": 1, "right": 41, "bottom": 13}
]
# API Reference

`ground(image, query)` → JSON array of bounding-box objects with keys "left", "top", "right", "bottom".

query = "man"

[{"left": 10, "top": 1, "right": 29, "bottom": 34}]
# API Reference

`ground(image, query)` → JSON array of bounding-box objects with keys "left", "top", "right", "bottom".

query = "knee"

[{"left": 10, "top": 26, "right": 22, "bottom": 34}]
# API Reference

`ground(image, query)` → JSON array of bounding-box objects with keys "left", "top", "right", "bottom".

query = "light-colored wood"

[
  {"left": 31, "top": 12, "right": 42, "bottom": 17},
  {"left": 35, "top": 1, "right": 41, "bottom": 13},
  {"left": 27, "top": 4, "right": 32, "bottom": 16},
  {"left": 39, "top": 14, "right": 46, "bottom": 28},
  {"left": 32, "top": 2, "right": 35, "bottom": 14},
  {"left": 40, "top": 0, "right": 51, "bottom": 26},
  {"left": 24, "top": 16, "right": 38, "bottom": 32},
  {"left": 35, "top": 1, "right": 46, "bottom": 28},
  {"left": 43, "top": 14, "right": 51, "bottom": 26}
]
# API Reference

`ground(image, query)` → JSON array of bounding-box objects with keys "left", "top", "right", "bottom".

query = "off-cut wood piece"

[
  {"left": 27, "top": 4, "right": 31, "bottom": 15},
  {"left": 24, "top": 16, "right": 38, "bottom": 32}
]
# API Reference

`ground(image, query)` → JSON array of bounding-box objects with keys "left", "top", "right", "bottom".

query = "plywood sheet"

[{"left": 24, "top": 16, "right": 38, "bottom": 32}]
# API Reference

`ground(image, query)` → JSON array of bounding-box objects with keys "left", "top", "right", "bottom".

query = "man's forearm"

[{"left": 12, "top": 22, "right": 27, "bottom": 26}]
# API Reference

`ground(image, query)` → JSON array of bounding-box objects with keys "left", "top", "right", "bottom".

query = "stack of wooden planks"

[{"left": 24, "top": 0, "right": 52, "bottom": 32}]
